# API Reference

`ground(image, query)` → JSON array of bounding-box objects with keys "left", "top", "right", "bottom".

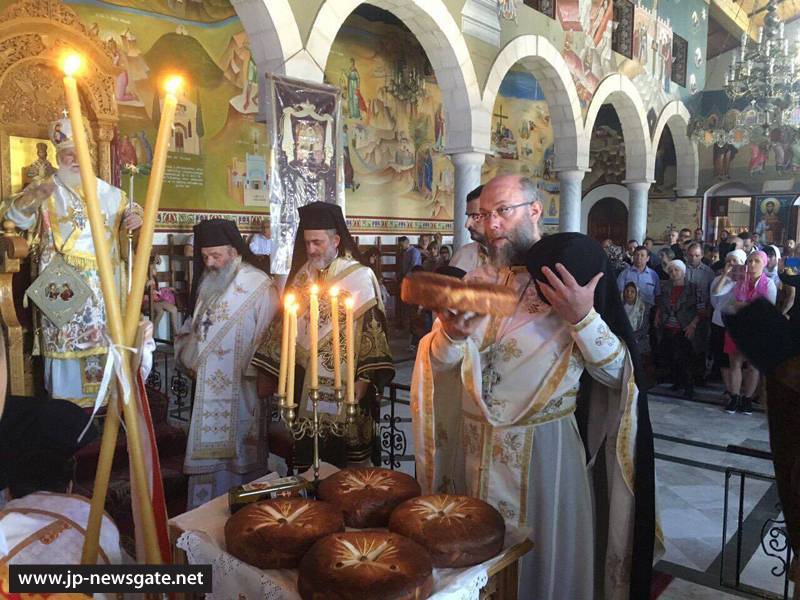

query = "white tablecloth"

[{"left": 170, "top": 464, "right": 532, "bottom": 600}]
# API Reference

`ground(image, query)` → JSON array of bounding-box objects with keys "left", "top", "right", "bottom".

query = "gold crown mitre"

[{"left": 49, "top": 113, "right": 76, "bottom": 151}]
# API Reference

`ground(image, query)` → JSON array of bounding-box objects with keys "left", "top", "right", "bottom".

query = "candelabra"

[{"left": 278, "top": 388, "right": 357, "bottom": 484}]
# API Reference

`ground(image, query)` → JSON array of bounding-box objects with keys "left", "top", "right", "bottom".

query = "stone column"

[
  {"left": 450, "top": 152, "right": 485, "bottom": 251},
  {"left": 625, "top": 180, "right": 651, "bottom": 244},
  {"left": 556, "top": 169, "right": 585, "bottom": 233}
]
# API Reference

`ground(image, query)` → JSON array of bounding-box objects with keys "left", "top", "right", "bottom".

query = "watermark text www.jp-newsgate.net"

[{"left": 9, "top": 564, "right": 212, "bottom": 594}]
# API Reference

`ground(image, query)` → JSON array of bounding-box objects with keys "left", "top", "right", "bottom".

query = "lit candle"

[
  {"left": 123, "top": 74, "right": 183, "bottom": 345},
  {"left": 62, "top": 51, "right": 160, "bottom": 564},
  {"left": 309, "top": 284, "right": 319, "bottom": 389},
  {"left": 344, "top": 297, "right": 355, "bottom": 406},
  {"left": 329, "top": 287, "right": 342, "bottom": 390},
  {"left": 277, "top": 293, "right": 295, "bottom": 402},
  {"left": 286, "top": 304, "right": 298, "bottom": 406}
]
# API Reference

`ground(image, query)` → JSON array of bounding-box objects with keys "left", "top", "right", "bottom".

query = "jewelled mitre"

[
  {"left": 49, "top": 113, "right": 75, "bottom": 151},
  {"left": 49, "top": 111, "right": 96, "bottom": 148}
]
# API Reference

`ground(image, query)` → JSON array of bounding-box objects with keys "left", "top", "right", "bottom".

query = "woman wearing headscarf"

[
  {"left": 710, "top": 249, "right": 747, "bottom": 410},
  {"left": 655, "top": 259, "right": 700, "bottom": 398},
  {"left": 623, "top": 282, "right": 650, "bottom": 356},
  {"left": 721, "top": 250, "right": 777, "bottom": 414}
]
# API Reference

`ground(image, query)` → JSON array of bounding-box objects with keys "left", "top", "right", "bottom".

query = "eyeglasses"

[{"left": 475, "top": 201, "right": 533, "bottom": 221}]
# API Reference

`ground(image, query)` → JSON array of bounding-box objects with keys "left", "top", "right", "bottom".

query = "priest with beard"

[
  {"left": 176, "top": 219, "right": 278, "bottom": 509},
  {"left": 4, "top": 115, "right": 142, "bottom": 408},
  {"left": 252, "top": 202, "right": 394, "bottom": 470},
  {"left": 449, "top": 184, "right": 488, "bottom": 272},
  {"left": 411, "top": 175, "right": 659, "bottom": 599}
]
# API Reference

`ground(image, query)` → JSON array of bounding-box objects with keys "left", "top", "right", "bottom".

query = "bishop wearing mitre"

[
  {"left": 252, "top": 202, "right": 394, "bottom": 470},
  {"left": 4, "top": 115, "right": 142, "bottom": 407}
]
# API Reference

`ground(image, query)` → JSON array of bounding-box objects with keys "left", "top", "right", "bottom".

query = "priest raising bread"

[
  {"left": 4, "top": 115, "right": 142, "bottom": 407},
  {"left": 411, "top": 175, "right": 660, "bottom": 600},
  {"left": 252, "top": 202, "right": 394, "bottom": 469},
  {"left": 176, "top": 219, "right": 278, "bottom": 509}
]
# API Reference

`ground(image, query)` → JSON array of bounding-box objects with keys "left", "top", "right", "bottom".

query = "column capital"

[
  {"left": 555, "top": 169, "right": 587, "bottom": 183},
  {"left": 446, "top": 148, "right": 490, "bottom": 163},
  {"left": 674, "top": 188, "right": 697, "bottom": 197},
  {"left": 623, "top": 179, "right": 653, "bottom": 192}
]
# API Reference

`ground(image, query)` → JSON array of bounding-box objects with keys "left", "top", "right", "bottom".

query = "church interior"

[{"left": 0, "top": 0, "right": 799, "bottom": 598}]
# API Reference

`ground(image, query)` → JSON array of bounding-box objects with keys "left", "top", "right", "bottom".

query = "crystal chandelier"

[
  {"left": 725, "top": 0, "right": 799, "bottom": 122},
  {"left": 386, "top": 59, "right": 426, "bottom": 106},
  {"left": 689, "top": 0, "right": 800, "bottom": 149}
]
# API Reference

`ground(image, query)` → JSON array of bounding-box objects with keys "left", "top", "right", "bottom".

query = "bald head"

[{"left": 480, "top": 175, "right": 542, "bottom": 267}]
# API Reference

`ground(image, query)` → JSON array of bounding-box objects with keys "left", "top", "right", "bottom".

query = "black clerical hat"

[{"left": 288, "top": 202, "right": 363, "bottom": 283}]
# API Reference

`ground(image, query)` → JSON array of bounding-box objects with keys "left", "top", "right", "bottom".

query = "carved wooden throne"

[{"left": 0, "top": 0, "right": 120, "bottom": 396}]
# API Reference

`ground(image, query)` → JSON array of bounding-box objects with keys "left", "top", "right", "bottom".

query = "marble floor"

[{"left": 380, "top": 333, "right": 795, "bottom": 599}]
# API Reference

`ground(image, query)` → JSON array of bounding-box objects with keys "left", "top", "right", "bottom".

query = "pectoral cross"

[
  {"left": 201, "top": 310, "right": 214, "bottom": 341},
  {"left": 62, "top": 109, "right": 69, "bottom": 119}
]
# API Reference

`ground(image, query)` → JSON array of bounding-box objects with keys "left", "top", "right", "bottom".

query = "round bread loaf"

[
  {"left": 224, "top": 498, "right": 344, "bottom": 569},
  {"left": 298, "top": 531, "right": 433, "bottom": 600},
  {"left": 400, "top": 271, "right": 517, "bottom": 316},
  {"left": 388, "top": 495, "right": 505, "bottom": 568},
  {"left": 317, "top": 468, "right": 421, "bottom": 528}
]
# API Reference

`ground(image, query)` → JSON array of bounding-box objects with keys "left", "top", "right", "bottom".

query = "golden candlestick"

[{"left": 279, "top": 293, "right": 355, "bottom": 483}]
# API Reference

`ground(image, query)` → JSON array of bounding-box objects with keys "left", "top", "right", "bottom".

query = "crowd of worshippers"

[
  {"left": 605, "top": 227, "right": 798, "bottom": 414},
  {"left": 3, "top": 174, "right": 799, "bottom": 597}
]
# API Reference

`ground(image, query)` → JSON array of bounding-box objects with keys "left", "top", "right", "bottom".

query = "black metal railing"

[
  {"left": 720, "top": 467, "right": 793, "bottom": 600},
  {"left": 378, "top": 383, "right": 414, "bottom": 471},
  {"left": 145, "top": 338, "right": 192, "bottom": 422}
]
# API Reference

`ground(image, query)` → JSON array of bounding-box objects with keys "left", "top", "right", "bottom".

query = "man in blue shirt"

[
  {"left": 399, "top": 235, "right": 422, "bottom": 275},
  {"left": 617, "top": 245, "right": 660, "bottom": 307}
]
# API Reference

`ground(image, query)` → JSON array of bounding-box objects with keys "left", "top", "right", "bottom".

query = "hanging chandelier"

[
  {"left": 726, "top": 0, "right": 799, "bottom": 120},
  {"left": 689, "top": 0, "right": 800, "bottom": 149},
  {"left": 386, "top": 59, "right": 426, "bottom": 106}
]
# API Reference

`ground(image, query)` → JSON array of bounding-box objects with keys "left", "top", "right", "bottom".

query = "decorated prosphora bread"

[
  {"left": 317, "top": 468, "right": 421, "bottom": 528},
  {"left": 298, "top": 531, "right": 434, "bottom": 600},
  {"left": 388, "top": 495, "right": 506, "bottom": 568},
  {"left": 400, "top": 271, "right": 517, "bottom": 316},
  {"left": 224, "top": 498, "right": 344, "bottom": 569}
]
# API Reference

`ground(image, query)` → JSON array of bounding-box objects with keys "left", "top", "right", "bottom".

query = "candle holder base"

[{"left": 280, "top": 388, "right": 349, "bottom": 484}]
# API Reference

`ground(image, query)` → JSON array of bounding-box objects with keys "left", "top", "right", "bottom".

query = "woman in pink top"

[{"left": 723, "top": 251, "right": 777, "bottom": 414}]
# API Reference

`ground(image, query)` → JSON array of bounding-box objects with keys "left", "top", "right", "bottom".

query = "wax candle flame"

[
  {"left": 163, "top": 75, "right": 184, "bottom": 96},
  {"left": 61, "top": 52, "right": 83, "bottom": 77},
  {"left": 344, "top": 297, "right": 355, "bottom": 309},
  {"left": 284, "top": 293, "right": 295, "bottom": 307},
  {"left": 311, "top": 284, "right": 319, "bottom": 295},
  {"left": 330, "top": 286, "right": 339, "bottom": 298}
]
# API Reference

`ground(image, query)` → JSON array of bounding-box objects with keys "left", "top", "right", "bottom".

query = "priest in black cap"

[
  {"left": 252, "top": 202, "right": 394, "bottom": 470},
  {"left": 176, "top": 218, "right": 278, "bottom": 508},
  {"left": 411, "top": 175, "right": 659, "bottom": 599}
]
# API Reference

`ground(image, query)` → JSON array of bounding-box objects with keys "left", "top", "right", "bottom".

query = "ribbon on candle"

[{"left": 78, "top": 337, "right": 139, "bottom": 443}]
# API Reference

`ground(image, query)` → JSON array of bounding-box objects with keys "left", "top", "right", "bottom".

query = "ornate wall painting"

[
  {"left": 486, "top": 69, "right": 559, "bottom": 234},
  {"left": 693, "top": 90, "right": 800, "bottom": 194},
  {"left": 327, "top": 17, "right": 455, "bottom": 230},
  {"left": 43, "top": 0, "right": 272, "bottom": 223},
  {"left": 752, "top": 195, "right": 794, "bottom": 247},
  {"left": 646, "top": 197, "right": 701, "bottom": 242}
]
